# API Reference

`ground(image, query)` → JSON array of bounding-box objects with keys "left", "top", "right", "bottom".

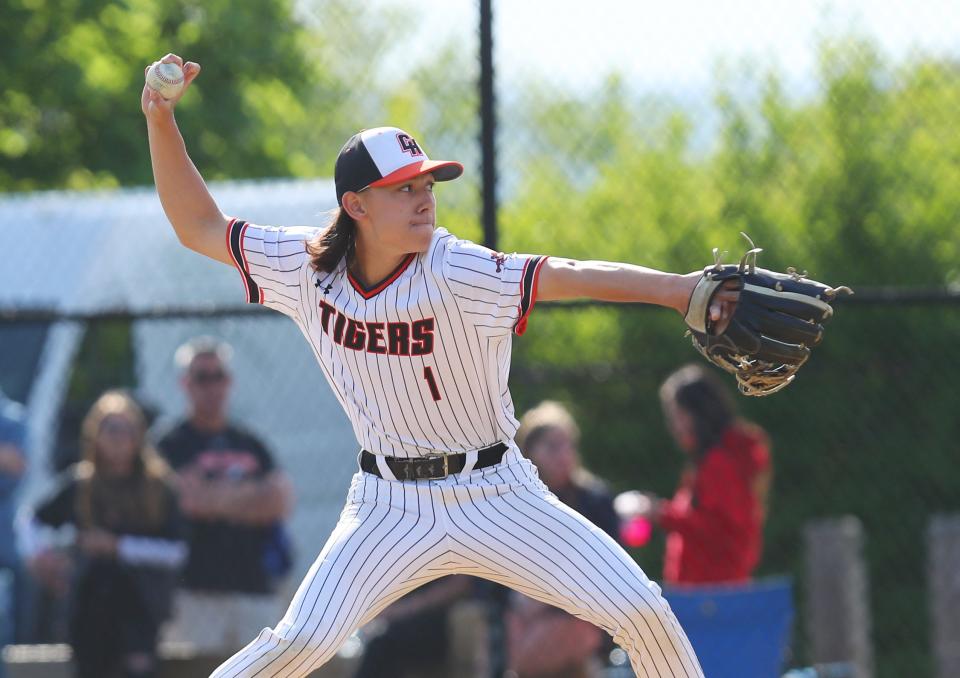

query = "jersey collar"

[{"left": 347, "top": 253, "right": 416, "bottom": 300}]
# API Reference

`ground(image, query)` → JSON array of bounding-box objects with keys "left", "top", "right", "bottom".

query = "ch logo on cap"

[{"left": 397, "top": 133, "right": 423, "bottom": 157}]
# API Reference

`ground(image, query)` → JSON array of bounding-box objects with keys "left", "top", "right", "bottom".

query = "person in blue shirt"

[{"left": 0, "top": 388, "right": 27, "bottom": 675}]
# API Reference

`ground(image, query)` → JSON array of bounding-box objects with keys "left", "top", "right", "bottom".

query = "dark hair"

[
  {"left": 306, "top": 207, "right": 356, "bottom": 273},
  {"left": 660, "top": 364, "right": 737, "bottom": 459}
]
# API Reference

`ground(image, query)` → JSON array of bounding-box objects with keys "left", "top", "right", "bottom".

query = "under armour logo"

[
  {"left": 491, "top": 252, "right": 506, "bottom": 273},
  {"left": 397, "top": 133, "right": 423, "bottom": 157},
  {"left": 315, "top": 279, "right": 333, "bottom": 294}
]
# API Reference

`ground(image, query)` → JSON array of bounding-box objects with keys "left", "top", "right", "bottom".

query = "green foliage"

[
  {"left": 0, "top": 0, "right": 360, "bottom": 190},
  {"left": 0, "top": 0, "right": 485, "bottom": 234},
  {"left": 503, "top": 37, "right": 959, "bottom": 287}
]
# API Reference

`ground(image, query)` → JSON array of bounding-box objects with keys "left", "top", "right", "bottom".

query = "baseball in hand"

[{"left": 145, "top": 61, "right": 185, "bottom": 99}]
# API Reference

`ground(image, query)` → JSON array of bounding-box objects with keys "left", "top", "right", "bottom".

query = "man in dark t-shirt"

[
  {"left": 156, "top": 337, "right": 293, "bottom": 656},
  {"left": 158, "top": 422, "right": 278, "bottom": 593}
]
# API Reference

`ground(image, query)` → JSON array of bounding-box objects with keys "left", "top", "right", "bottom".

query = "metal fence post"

[{"left": 478, "top": 0, "right": 497, "bottom": 251}]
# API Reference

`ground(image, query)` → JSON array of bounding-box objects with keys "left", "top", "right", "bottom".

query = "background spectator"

[
  {"left": 517, "top": 401, "right": 620, "bottom": 540},
  {"left": 505, "top": 400, "right": 620, "bottom": 678},
  {"left": 156, "top": 336, "right": 293, "bottom": 656},
  {"left": 0, "top": 388, "right": 27, "bottom": 676},
  {"left": 618, "top": 364, "right": 773, "bottom": 585},
  {"left": 24, "top": 390, "right": 185, "bottom": 678}
]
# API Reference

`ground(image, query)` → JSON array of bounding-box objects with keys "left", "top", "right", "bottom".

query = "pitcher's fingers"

[
  {"left": 183, "top": 62, "right": 201, "bottom": 83},
  {"left": 160, "top": 53, "right": 184, "bottom": 67},
  {"left": 710, "top": 296, "right": 737, "bottom": 323},
  {"left": 709, "top": 301, "right": 722, "bottom": 322}
]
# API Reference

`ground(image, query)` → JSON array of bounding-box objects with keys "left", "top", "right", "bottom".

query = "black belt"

[{"left": 360, "top": 442, "right": 508, "bottom": 481}]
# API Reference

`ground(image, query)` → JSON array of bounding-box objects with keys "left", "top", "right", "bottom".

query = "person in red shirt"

[{"left": 619, "top": 364, "right": 772, "bottom": 585}]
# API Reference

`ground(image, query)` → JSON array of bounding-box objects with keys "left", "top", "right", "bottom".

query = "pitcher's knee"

[
  {"left": 262, "top": 623, "right": 347, "bottom": 675},
  {"left": 614, "top": 595, "right": 681, "bottom": 644},
  {"left": 213, "top": 623, "right": 334, "bottom": 678}
]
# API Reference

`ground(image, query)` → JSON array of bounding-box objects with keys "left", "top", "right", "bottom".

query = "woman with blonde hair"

[
  {"left": 514, "top": 402, "right": 616, "bottom": 528},
  {"left": 26, "top": 391, "right": 186, "bottom": 678}
]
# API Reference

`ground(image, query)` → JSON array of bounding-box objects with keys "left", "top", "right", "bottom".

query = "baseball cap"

[{"left": 334, "top": 127, "right": 463, "bottom": 206}]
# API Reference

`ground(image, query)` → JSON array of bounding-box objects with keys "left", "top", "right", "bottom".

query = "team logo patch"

[
  {"left": 491, "top": 252, "right": 507, "bottom": 273},
  {"left": 397, "top": 133, "right": 423, "bottom": 157}
]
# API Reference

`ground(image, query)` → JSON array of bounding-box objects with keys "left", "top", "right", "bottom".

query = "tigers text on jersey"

[{"left": 227, "top": 220, "right": 548, "bottom": 459}]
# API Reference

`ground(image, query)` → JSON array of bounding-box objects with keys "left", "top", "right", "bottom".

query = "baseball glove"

[{"left": 684, "top": 235, "right": 852, "bottom": 396}]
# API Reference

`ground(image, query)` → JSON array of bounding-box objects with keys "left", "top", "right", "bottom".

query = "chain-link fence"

[
  {"left": 3, "top": 294, "right": 958, "bottom": 677},
  {"left": 3, "top": 1, "right": 960, "bottom": 677},
  {"left": 518, "top": 300, "right": 960, "bottom": 678}
]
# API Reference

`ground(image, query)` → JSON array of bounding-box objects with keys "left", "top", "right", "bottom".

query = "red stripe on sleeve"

[
  {"left": 225, "top": 218, "right": 251, "bottom": 300},
  {"left": 515, "top": 256, "right": 549, "bottom": 336}
]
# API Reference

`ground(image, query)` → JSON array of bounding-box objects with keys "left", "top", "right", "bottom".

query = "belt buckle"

[{"left": 422, "top": 454, "right": 449, "bottom": 480}]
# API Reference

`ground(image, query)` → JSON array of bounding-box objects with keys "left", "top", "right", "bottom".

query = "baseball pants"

[{"left": 211, "top": 448, "right": 703, "bottom": 678}]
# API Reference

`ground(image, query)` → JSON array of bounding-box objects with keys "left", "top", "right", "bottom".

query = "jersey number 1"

[{"left": 423, "top": 366, "right": 442, "bottom": 401}]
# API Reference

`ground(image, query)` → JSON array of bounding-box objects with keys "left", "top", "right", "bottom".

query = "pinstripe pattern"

[
  {"left": 211, "top": 449, "right": 702, "bottom": 678},
  {"left": 219, "top": 221, "right": 703, "bottom": 677}
]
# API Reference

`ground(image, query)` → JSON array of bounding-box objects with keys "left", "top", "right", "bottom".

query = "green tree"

[{"left": 0, "top": 0, "right": 373, "bottom": 190}]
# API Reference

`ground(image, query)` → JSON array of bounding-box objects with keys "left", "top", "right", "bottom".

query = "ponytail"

[{"left": 306, "top": 208, "right": 356, "bottom": 273}]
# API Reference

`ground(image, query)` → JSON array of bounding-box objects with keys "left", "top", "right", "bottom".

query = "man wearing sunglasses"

[{"left": 156, "top": 336, "right": 293, "bottom": 658}]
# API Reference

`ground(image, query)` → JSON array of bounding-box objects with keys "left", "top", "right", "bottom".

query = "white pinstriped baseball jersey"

[{"left": 227, "top": 219, "right": 547, "bottom": 459}]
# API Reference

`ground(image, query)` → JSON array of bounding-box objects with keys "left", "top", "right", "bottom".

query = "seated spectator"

[
  {"left": 505, "top": 401, "right": 620, "bottom": 678},
  {"left": 352, "top": 575, "right": 474, "bottom": 678},
  {"left": 157, "top": 336, "right": 293, "bottom": 655},
  {"left": 618, "top": 364, "right": 772, "bottom": 585},
  {"left": 24, "top": 390, "right": 186, "bottom": 678},
  {"left": 506, "top": 594, "right": 604, "bottom": 678}
]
